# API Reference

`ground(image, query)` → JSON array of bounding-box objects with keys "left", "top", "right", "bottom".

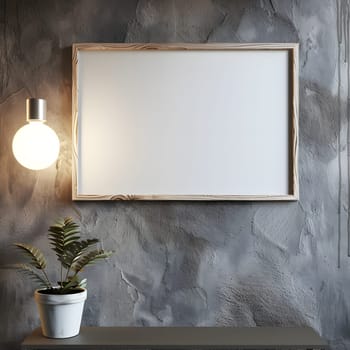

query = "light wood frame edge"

[{"left": 72, "top": 43, "right": 299, "bottom": 201}]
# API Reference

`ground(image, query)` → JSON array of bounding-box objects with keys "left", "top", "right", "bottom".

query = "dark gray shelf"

[{"left": 22, "top": 327, "right": 328, "bottom": 350}]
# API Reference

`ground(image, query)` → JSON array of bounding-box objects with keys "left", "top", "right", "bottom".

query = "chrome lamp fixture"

[{"left": 12, "top": 98, "right": 60, "bottom": 170}]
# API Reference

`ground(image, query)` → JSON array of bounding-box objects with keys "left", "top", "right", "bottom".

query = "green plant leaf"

[
  {"left": 62, "top": 239, "right": 99, "bottom": 268},
  {"left": 14, "top": 264, "right": 50, "bottom": 289},
  {"left": 78, "top": 278, "right": 87, "bottom": 289},
  {"left": 14, "top": 243, "right": 47, "bottom": 270},
  {"left": 59, "top": 275, "right": 80, "bottom": 292},
  {"left": 48, "top": 217, "right": 81, "bottom": 268},
  {"left": 59, "top": 276, "right": 87, "bottom": 293},
  {"left": 72, "top": 250, "right": 113, "bottom": 274}
]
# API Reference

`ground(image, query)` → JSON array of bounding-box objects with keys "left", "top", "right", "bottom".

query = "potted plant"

[{"left": 14, "top": 217, "right": 113, "bottom": 339}]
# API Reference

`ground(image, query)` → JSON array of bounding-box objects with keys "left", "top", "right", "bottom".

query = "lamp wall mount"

[{"left": 26, "top": 98, "right": 47, "bottom": 122}]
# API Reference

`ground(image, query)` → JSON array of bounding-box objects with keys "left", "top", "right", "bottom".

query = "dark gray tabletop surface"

[{"left": 22, "top": 327, "right": 328, "bottom": 349}]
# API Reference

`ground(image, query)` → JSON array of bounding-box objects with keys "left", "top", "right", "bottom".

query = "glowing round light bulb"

[{"left": 12, "top": 122, "right": 60, "bottom": 170}]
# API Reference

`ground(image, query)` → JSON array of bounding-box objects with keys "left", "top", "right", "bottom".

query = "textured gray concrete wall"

[{"left": 0, "top": 0, "right": 349, "bottom": 349}]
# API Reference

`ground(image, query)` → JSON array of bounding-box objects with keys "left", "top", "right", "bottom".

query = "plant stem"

[
  {"left": 60, "top": 262, "right": 63, "bottom": 288},
  {"left": 41, "top": 269, "right": 53, "bottom": 289},
  {"left": 65, "top": 266, "right": 71, "bottom": 281}
]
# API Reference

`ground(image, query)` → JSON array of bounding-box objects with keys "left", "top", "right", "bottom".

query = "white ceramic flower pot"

[{"left": 34, "top": 288, "right": 87, "bottom": 338}]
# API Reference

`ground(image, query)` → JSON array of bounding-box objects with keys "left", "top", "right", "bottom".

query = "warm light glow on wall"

[{"left": 12, "top": 98, "right": 60, "bottom": 170}]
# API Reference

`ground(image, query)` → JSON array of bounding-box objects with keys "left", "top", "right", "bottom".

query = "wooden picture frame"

[{"left": 72, "top": 43, "right": 299, "bottom": 201}]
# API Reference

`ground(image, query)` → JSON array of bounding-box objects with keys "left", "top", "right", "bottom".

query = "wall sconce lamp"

[{"left": 12, "top": 98, "right": 60, "bottom": 170}]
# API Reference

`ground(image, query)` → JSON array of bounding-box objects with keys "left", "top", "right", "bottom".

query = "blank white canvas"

[{"left": 77, "top": 49, "right": 290, "bottom": 196}]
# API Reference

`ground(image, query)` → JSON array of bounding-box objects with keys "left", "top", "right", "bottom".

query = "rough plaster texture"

[{"left": 0, "top": 0, "right": 349, "bottom": 349}]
